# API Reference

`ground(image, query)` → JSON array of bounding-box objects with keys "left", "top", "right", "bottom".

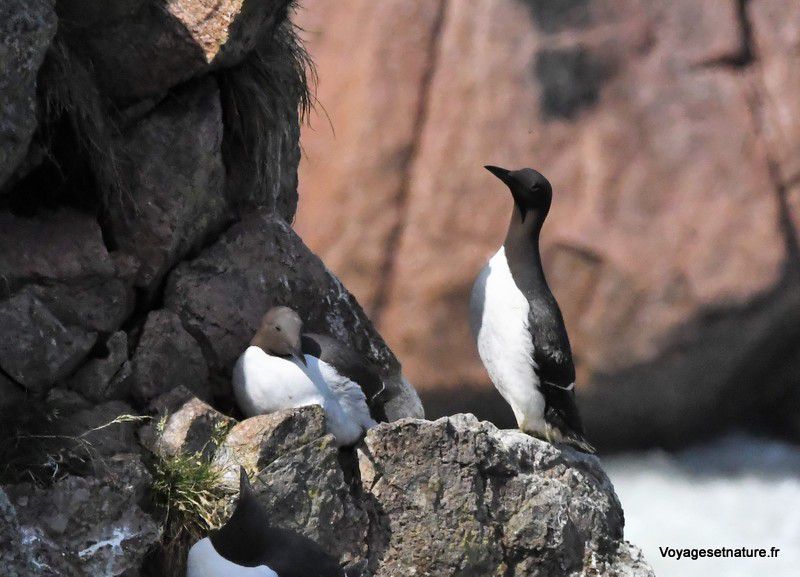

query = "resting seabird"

[
  {"left": 186, "top": 468, "right": 346, "bottom": 577},
  {"left": 469, "top": 165, "right": 594, "bottom": 453},
  {"left": 232, "top": 307, "right": 376, "bottom": 447}
]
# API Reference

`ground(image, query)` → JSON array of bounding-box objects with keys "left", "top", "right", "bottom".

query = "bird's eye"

[{"left": 275, "top": 326, "right": 282, "bottom": 332}]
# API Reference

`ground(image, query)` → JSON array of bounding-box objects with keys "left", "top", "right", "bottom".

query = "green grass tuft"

[
  {"left": 147, "top": 422, "right": 234, "bottom": 577},
  {"left": 150, "top": 450, "right": 231, "bottom": 537}
]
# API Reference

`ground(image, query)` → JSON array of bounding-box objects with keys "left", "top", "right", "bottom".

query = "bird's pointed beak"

[
  {"left": 239, "top": 467, "right": 251, "bottom": 493},
  {"left": 484, "top": 165, "right": 512, "bottom": 184},
  {"left": 292, "top": 348, "right": 307, "bottom": 367}
]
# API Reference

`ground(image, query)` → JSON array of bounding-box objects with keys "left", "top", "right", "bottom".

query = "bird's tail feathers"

[
  {"left": 544, "top": 423, "right": 596, "bottom": 454},
  {"left": 563, "top": 433, "right": 596, "bottom": 454}
]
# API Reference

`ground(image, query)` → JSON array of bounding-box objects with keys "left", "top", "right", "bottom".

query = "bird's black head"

[
  {"left": 209, "top": 468, "right": 273, "bottom": 566},
  {"left": 485, "top": 165, "right": 553, "bottom": 220}
]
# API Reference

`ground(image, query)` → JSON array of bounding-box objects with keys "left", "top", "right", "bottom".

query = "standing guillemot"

[
  {"left": 232, "top": 307, "right": 377, "bottom": 447},
  {"left": 469, "top": 165, "right": 594, "bottom": 453},
  {"left": 187, "top": 468, "right": 346, "bottom": 577}
]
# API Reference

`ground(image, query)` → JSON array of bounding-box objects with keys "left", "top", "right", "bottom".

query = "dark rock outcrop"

[
  {"left": 108, "top": 77, "right": 229, "bottom": 292},
  {"left": 44, "top": 390, "right": 141, "bottom": 460},
  {"left": 62, "top": 0, "right": 295, "bottom": 103},
  {"left": 0, "top": 210, "right": 134, "bottom": 394},
  {"left": 68, "top": 331, "right": 131, "bottom": 402},
  {"left": 0, "top": 0, "right": 420, "bottom": 421},
  {"left": 0, "top": 0, "right": 57, "bottom": 189},
  {"left": 130, "top": 310, "right": 211, "bottom": 403},
  {"left": 0, "top": 290, "right": 97, "bottom": 393},
  {"left": 0, "top": 209, "right": 134, "bottom": 335}
]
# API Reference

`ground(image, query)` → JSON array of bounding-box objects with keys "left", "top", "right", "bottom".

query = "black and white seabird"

[
  {"left": 232, "top": 306, "right": 377, "bottom": 447},
  {"left": 187, "top": 468, "right": 346, "bottom": 577},
  {"left": 469, "top": 165, "right": 594, "bottom": 453}
]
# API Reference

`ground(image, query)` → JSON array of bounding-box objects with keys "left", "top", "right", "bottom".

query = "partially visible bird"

[
  {"left": 232, "top": 306, "right": 377, "bottom": 447},
  {"left": 301, "top": 332, "right": 387, "bottom": 423},
  {"left": 187, "top": 468, "right": 347, "bottom": 577},
  {"left": 470, "top": 165, "right": 594, "bottom": 453}
]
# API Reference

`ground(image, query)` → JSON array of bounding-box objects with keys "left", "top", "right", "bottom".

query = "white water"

[{"left": 605, "top": 434, "right": 800, "bottom": 577}]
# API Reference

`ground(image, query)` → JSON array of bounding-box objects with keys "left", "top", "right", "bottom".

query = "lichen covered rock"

[
  {"left": 139, "top": 386, "right": 234, "bottom": 458},
  {"left": 359, "top": 414, "right": 649, "bottom": 576},
  {"left": 0, "top": 488, "right": 35, "bottom": 577},
  {"left": 3, "top": 456, "right": 161, "bottom": 577},
  {"left": 142, "top": 400, "right": 652, "bottom": 576}
]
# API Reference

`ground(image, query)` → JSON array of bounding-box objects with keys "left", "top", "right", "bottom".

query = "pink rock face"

[
  {"left": 295, "top": 0, "right": 448, "bottom": 310},
  {"left": 749, "top": 0, "right": 800, "bottom": 186},
  {"left": 296, "top": 0, "right": 800, "bottom": 446}
]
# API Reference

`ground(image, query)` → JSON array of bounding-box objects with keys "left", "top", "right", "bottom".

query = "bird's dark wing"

[
  {"left": 255, "top": 527, "right": 346, "bottom": 577},
  {"left": 212, "top": 470, "right": 345, "bottom": 577},
  {"left": 301, "top": 333, "right": 387, "bottom": 422},
  {"left": 527, "top": 301, "right": 585, "bottom": 437}
]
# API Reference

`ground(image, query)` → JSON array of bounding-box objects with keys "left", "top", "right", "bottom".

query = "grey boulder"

[
  {"left": 359, "top": 414, "right": 652, "bottom": 577},
  {"left": 0, "top": 290, "right": 96, "bottom": 393},
  {"left": 129, "top": 309, "right": 211, "bottom": 403},
  {"left": 109, "top": 77, "right": 229, "bottom": 293}
]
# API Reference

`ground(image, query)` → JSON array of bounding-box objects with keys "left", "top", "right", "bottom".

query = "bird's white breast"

[
  {"left": 232, "top": 347, "right": 372, "bottom": 446},
  {"left": 469, "top": 247, "right": 545, "bottom": 431},
  {"left": 233, "top": 347, "right": 323, "bottom": 418},
  {"left": 186, "top": 538, "right": 278, "bottom": 577}
]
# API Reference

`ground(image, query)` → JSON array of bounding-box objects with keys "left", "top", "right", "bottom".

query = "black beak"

[
  {"left": 485, "top": 164, "right": 527, "bottom": 220},
  {"left": 239, "top": 467, "right": 251, "bottom": 493},
  {"left": 484, "top": 165, "right": 512, "bottom": 183},
  {"left": 292, "top": 349, "right": 307, "bottom": 367}
]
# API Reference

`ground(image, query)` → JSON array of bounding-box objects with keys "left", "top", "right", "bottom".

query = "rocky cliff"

[
  {"left": 1, "top": 393, "right": 652, "bottom": 576},
  {"left": 0, "top": 0, "right": 422, "bottom": 419},
  {"left": 0, "top": 1, "right": 650, "bottom": 575},
  {"left": 295, "top": 0, "right": 800, "bottom": 450}
]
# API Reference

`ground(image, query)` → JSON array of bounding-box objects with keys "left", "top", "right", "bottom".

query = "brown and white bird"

[{"left": 232, "top": 307, "right": 382, "bottom": 446}]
